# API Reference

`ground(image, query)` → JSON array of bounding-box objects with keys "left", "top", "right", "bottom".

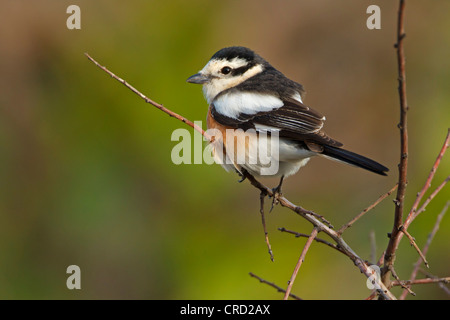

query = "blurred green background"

[{"left": 0, "top": 0, "right": 449, "bottom": 300}]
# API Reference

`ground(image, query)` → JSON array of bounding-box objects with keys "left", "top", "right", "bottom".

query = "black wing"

[{"left": 210, "top": 97, "right": 343, "bottom": 147}]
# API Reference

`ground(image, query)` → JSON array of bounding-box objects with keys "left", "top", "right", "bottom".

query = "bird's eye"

[{"left": 221, "top": 66, "right": 232, "bottom": 75}]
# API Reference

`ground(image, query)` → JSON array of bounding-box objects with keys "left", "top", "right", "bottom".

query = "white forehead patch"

[{"left": 200, "top": 57, "right": 248, "bottom": 75}]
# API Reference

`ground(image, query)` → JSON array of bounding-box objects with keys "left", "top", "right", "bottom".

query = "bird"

[{"left": 186, "top": 46, "right": 388, "bottom": 196}]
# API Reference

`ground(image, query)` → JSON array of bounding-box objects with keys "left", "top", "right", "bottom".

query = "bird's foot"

[
  {"left": 237, "top": 169, "right": 247, "bottom": 183},
  {"left": 270, "top": 185, "right": 282, "bottom": 212}
]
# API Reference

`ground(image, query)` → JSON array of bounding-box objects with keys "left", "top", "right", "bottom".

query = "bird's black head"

[
  {"left": 210, "top": 46, "right": 257, "bottom": 64},
  {"left": 186, "top": 46, "right": 269, "bottom": 103},
  {"left": 186, "top": 46, "right": 304, "bottom": 103}
]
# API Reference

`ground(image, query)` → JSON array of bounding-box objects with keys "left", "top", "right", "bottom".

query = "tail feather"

[{"left": 322, "top": 145, "right": 389, "bottom": 176}]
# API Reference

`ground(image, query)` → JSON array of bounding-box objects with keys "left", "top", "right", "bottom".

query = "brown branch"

[
  {"left": 338, "top": 184, "right": 398, "bottom": 234},
  {"left": 424, "top": 205, "right": 448, "bottom": 249},
  {"left": 409, "top": 129, "right": 450, "bottom": 220},
  {"left": 381, "top": 2, "right": 448, "bottom": 290},
  {"left": 259, "top": 191, "right": 274, "bottom": 261},
  {"left": 85, "top": 52, "right": 397, "bottom": 300},
  {"left": 382, "top": 0, "right": 408, "bottom": 286},
  {"left": 420, "top": 200, "right": 449, "bottom": 258},
  {"left": 413, "top": 174, "right": 450, "bottom": 220},
  {"left": 398, "top": 226, "right": 429, "bottom": 268},
  {"left": 396, "top": 130, "right": 450, "bottom": 244},
  {"left": 382, "top": 129, "right": 450, "bottom": 286},
  {"left": 390, "top": 265, "right": 416, "bottom": 296},
  {"left": 283, "top": 227, "right": 319, "bottom": 300},
  {"left": 271, "top": 189, "right": 395, "bottom": 299},
  {"left": 392, "top": 277, "right": 450, "bottom": 287},
  {"left": 242, "top": 171, "right": 396, "bottom": 299},
  {"left": 84, "top": 53, "right": 210, "bottom": 141},
  {"left": 419, "top": 269, "right": 450, "bottom": 296},
  {"left": 278, "top": 227, "right": 345, "bottom": 254},
  {"left": 248, "top": 272, "right": 302, "bottom": 300},
  {"left": 399, "top": 201, "right": 449, "bottom": 299}
]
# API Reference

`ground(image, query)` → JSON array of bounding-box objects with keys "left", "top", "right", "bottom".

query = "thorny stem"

[
  {"left": 86, "top": 45, "right": 448, "bottom": 300},
  {"left": 381, "top": 0, "right": 408, "bottom": 287}
]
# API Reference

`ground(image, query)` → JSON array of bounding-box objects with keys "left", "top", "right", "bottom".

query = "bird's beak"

[{"left": 186, "top": 73, "right": 210, "bottom": 84}]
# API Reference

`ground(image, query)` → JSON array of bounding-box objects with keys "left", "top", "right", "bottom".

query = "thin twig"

[
  {"left": 259, "top": 191, "right": 274, "bottom": 261},
  {"left": 400, "top": 201, "right": 449, "bottom": 299},
  {"left": 383, "top": 130, "right": 449, "bottom": 286},
  {"left": 408, "top": 129, "right": 450, "bottom": 219},
  {"left": 393, "top": 277, "right": 450, "bottom": 287},
  {"left": 382, "top": 0, "right": 408, "bottom": 287},
  {"left": 338, "top": 184, "right": 398, "bottom": 234},
  {"left": 390, "top": 265, "right": 416, "bottom": 296},
  {"left": 413, "top": 175, "right": 450, "bottom": 220},
  {"left": 283, "top": 227, "right": 319, "bottom": 300},
  {"left": 278, "top": 227, "right": 344, "bottom": 254},
  {"left": 399, "top": 226, "right": 429, "bottom": 268},
  {"left": 419, "top": 269, "right": 450, "bottom": 296},
  {"left": 421, "top": 200, "right": 449, "bottom": 256},
  {"left": 248, "top": 272, "right": 302, "bottom": 300},
  {"left": 84, "top": 53, "right": 210, "bottom": 140}
]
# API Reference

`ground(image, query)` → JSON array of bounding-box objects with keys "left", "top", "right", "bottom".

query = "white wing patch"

[{"left": 214, "top": 92, "right": 284, "bottom": 120}]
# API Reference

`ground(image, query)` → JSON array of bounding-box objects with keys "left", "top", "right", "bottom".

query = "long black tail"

[{"left": 322, "top": 145, "right": 389, "bottom": 176}]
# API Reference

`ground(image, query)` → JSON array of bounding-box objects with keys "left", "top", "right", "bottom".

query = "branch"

[
  {"left": 389, "top": 265, "right": 416, "bottom": 296},
  {"left": 392, "top": 277, "right": 450, "bottom": 287},
  {"left": 278, "top": 227, "right": 345, "bottom": 254},
  {"left": 259, "top": 191, "right": 274, "bottom": 261},
  {"left": 399, "top": 201, "right": 449, "bottom": 299},
  {"left": 242, "top": 172, "right": 396, "bottom": 300},
  {"left": 382, "top": 0, "right": 408, "bottom": 285},
  {"left": 84, "top": 53, "right": 210, "bottom": 141},
  {"left": 248, "top": 272, "right": 302, "bottom": 300},
  {"left": 413, "top": 174, "right": 450, "bottom": 220},
  {"left": 283, "top": 227, "right": 319, "bottom": 300},
  {"left": 419, "top": 269, "right": 450, "bottom": 296},
  {"left": 382, "top": 129, "right": 450, "bottom": 285},
  {"left": 409, "top": 129, "right": 450, "bottom": 220},
  {"left": 85, "top": 53, "right": 397, "bottom": 300},
  {"left": 398, "top": 226, "right": 428, "bottom": 268},
  {"left": 338, "top": 184, "right": 398, "bottom": 234}
]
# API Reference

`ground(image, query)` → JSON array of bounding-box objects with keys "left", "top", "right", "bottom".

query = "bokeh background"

[{"left": 0, "top": 0, "right": 449, "bottom": 300}]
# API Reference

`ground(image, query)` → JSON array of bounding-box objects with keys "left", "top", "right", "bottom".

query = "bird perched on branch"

[{"left": 187, "top": 46, "right": 388, "bottom": 195}]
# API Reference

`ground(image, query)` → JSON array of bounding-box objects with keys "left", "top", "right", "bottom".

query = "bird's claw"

[
  {"left": 270, "top": 186, "right": 282, "bottom": 212},
  {"left": 238, "top": 173, "right": 246, "bottom": 183}
]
